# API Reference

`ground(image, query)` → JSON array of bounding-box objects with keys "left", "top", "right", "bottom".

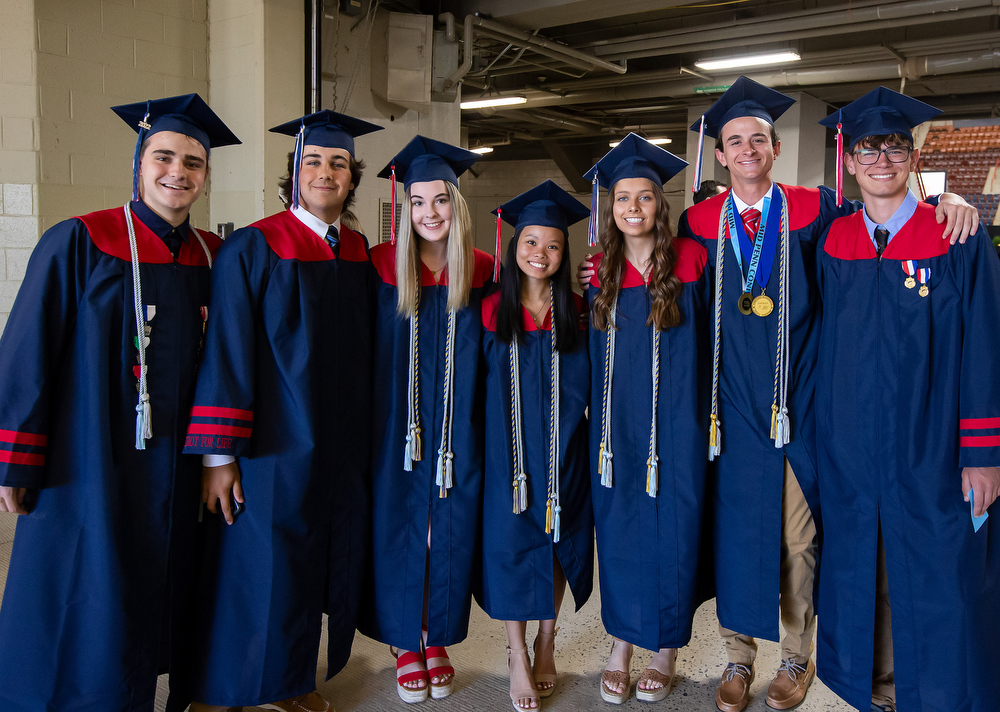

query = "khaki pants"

[
  {"left": 720, "top": 458, "right": 817, "bottom": 665},
  {"left": 872, "top": 526, "right": 895, "bottom": 709}
]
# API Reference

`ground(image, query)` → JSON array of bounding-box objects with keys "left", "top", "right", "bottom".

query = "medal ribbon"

[
  {"left": 726, "top": 185, "right": 781, "bottom": 293},
  {"left": 917, "top": 267, "right": 931, "bottom": 285},
  {"left": 902, "top": 260, "right": 917, "bottom": 278}
]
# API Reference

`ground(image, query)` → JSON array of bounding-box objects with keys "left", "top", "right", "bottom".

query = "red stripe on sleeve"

[
  {"left": 0, "top": 429, "right": 48, "bottom": 446},
  {"left": 0, "top": 450, "right": 45, "bottom": 466},
  {"left": 187, "top": 423, "right": 253, "bottom": 438},
  {"left": 190, "top": 406, "right": 254, "bottom": 422},
  {"left": 960, "top": 435, "right": 1000, "bottom": 448},
  {"left": 960, "top": 417, "right": 1000, "bottom": 431}
]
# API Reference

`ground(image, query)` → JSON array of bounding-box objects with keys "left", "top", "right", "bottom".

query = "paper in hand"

[{"left": 969, "top": 488, "right": 989, "bottom": 533}]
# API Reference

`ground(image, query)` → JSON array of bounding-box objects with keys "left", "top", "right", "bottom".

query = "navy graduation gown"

[
  {"left": 677, "top": 184, "right": 853, "bottom": 640},
  {"left": 586, "top": 239, "right": 712, "bottom": 651},
  {"left": 177, "top": 211, "right": 373, "bottom": 706},
  {"left": 479, "top": 292, "right": 594, "bottom": 620},
  {"left": 0, "top": 203, "right": 218, "bottom": 712},
  {"left": 359, "top": 243, "right": 493, "bottom": 650},
  {"left": 815, "top": 205, "right": 1000, "bottom": 712}
]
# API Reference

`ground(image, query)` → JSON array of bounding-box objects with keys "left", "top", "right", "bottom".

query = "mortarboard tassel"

[
  {"left": 835, "top": 112, "right": 844, "bottom": 207},
  {"left": 493, "top": 207, "right": 502, "bottom": 283},
  {"left": 692, "top": 115, "right": 706, "bottom": 195},
  {"left": 131, "top": 101, "right": 152, "bottom": 202},
  {"left": 390, "top": 162, "right": 397, "bottom": 245},
  {"left": 291, "top": 120, "right": 305, "bottom": 210},
  {"left": 587, "top": 175, "right": 599, "bottom": 248}
]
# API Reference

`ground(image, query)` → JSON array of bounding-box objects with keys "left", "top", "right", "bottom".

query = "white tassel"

[
  {"left": 781, "top": 409, "right": 791, "bottom": 445},
  {"left": 646, "top": 458, "right": 658, "bottom": 497},
  {"left": 435, "top": 449, "right": 445, "bottom": 488},
  {"left": 403, "top": 434, "right": 413, "bottom": 471},
  {"left": 517, "top": 472, "right": 527, "bottom": 513},
  {"left": 600, "top": 449, "right": 613, "bottom": 488},
  {"left": 552, "top": 504, "right": 561, "bottom": 543},
  {"left": 709, "top": 417, "right": 722, "bottom": 460},
  {"left": 135, "top": 393, "right": 151, "bottom": 450},
  {"left": 444, "top": 451, "right": 454, "bottom": 489},
  {"left": 773, "top": 412, "right": 786, "bottom": 448}
]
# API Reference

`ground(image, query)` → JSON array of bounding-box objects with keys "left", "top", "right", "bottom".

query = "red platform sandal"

[{"left": 391, "top": 647, "right": 430, "bottom": 704}]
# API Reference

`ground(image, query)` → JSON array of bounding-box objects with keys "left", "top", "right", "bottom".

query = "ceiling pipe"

[
  {"left": 440, "top": 13, "right": 474, "bottom": 90},
  {"left": 581, "top": 0, "right": 999, "bottom": 61}
]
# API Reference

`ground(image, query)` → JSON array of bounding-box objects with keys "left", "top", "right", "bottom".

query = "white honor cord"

[
  {"left": 598, "top": 296, "right": 617, "bottom": 487},
  {"left": 510, "top": 338, "right": 527, "bottom": 514},
  {"left": 124, "top": 205, "right": 151, "bottom": 450},
  {"left": 546, "top": 283, "right": 561, "bottom": 541},
  {"left": 435, "top": 308, "right": 457, "bottom": 496},
  {"left": 404, "top": 292, "right": 422, "bottom": 471}
]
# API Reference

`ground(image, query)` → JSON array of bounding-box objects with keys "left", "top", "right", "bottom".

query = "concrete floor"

[{"left": 0, "top": 511, "right": 854, "bottom": 712}]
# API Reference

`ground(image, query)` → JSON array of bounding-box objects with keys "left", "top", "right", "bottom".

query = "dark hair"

[
  {"left": 496, "top": 226, "right": 579, "bottom": 352},
  {"left": 850, "top": 132, "right": 913, "bottom": 153},
  {"left": 715, "top": 125, "right": 780, "bottom": 153},
  {"left": 277, "top": 150, "right": 365, "bottom": 210},
  {"left": 591, "top": 182, "right": 683, "bottom": 332},
  {"left": 693, "top": 179, "right": 726, "bottom": 203}
]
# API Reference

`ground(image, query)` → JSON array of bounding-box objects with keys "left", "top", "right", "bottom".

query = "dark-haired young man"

[
  {"left": 815, "top": 87, "right": 1000, "bottom": 712},
  {"left": 179, "top": 111, "right": 382, "bottom": 712},
  {"left": 0, "top": 94, "right": 240, "bottom": 712}
]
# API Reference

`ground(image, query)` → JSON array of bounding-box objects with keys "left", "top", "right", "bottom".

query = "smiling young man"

[
  {"left": 674, "top": 77, "right": 981, "bottom": 712},
  {"left": 815, "top": 88, "right": 1000, "bottom": 712},
  {"left": 0, "top": 94, "right": 240, "bottom": 712},
  {"left": 177, "top": 110, "right": 382, "bottom": 712}
]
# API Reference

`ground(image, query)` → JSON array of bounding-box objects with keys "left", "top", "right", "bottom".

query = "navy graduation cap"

[
  {"left": 688, "top": 76, "right": 795, "bottom": 194},
  {"left": 111, "top": 93, "right": 241, "bottom": 201},
  {"left": 819, "top": 87, "right": 941, "bottom": 205},
  {"left": 491, "top": 180, "right": 590, "bottom": 279},
  {"left": 582, "top": 133, "right": 687, "bottom": 245},
  {"left": 269, "top": 110, "right": 383, "bottom": 210},
  {"left": 379, "top": 135, "right": 479, "bottom": 245}
]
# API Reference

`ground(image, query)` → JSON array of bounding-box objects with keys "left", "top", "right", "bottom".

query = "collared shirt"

[
  {"left": 203, "top": 206, "right": 342, "bottom": 470},
  {"left": 730, "top": 182, "right": 774, "bottom": 215},
  {"left": 131, "top": 199, "right": 190, "bottom": 258},
  {"left": 862, "top": 188, "right": 918, "bottom": 250}
]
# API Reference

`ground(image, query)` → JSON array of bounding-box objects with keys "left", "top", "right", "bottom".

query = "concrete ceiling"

[{"left": 434, "top": 0, "right": 1000, "bottom": 167}]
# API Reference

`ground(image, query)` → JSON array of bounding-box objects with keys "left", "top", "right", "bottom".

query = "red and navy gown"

[
  {"left": 677, "top": 184, "right": 852, "bottom": 640},
  {"left": 479, "top": 292, "right": 593, "bottom": 620},
  {"left": 358, "top": 243, "right": 493, "bottom": 650},
  {"left": 0, "top": 201, "right": 218, "bottom": 712},
  {"left": 585, "top": 241, "right": 713, "bottom": 651},
  {"left": 175, "top": 211, "right": 373, "bottom": 707},
  {"left": 815, "top": 204, "right": 1000, "bottom": 712}
]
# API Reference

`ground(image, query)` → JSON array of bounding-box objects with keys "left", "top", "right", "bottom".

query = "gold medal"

[
  {"left": 919, "top": 284, "right": 929, "bottom": 297},
  {"left": 738, "top": 292, "right": 753, "bottom": 315},
  {"left": 904, "top": 277, "right": 916, "bottom": 289},
  {"left": 751, "top": 294, "right": 774, "bottom": 317}
]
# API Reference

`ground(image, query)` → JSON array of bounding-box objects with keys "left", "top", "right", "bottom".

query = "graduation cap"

[
  {"left": 269, "top": 110, "right": 383, "bottom": 210},
  {"left": 582, "top": 133, "right": 687, "bottom": 246},
  {"left": 378, "top": 135, "right": 480, "bottom": 245},
  {"left": 819, "top": 87, "right": 941, "bottom": 205},
  {"left": 490, "top": 180, "right": 590, "bottom": 280},
  {"left": 687, "top": 76, "right": 796, "bottom": 194},
  {"left": 111, "top": 93, "right": 241, "bottom": 202}
]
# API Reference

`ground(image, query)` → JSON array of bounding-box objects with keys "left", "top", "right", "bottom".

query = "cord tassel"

[
  {"left": 588, "top": 175, "right": 599, "bottom": 247},
  {"left": 709, "top": 414, "right": 722, "bottom": 460},
  {"left": 390, "top": 162, "right": 397, "bottom": 245},
  {"left": 545, "top": 499, "right": 552, "bottom": 533},
  {"left": 492, "top": 207, "right": 502, "bottom": 283},
  {"left": 646, "top": 457, "right": 658, "bottom": 497},
  {"left": 600, "top": 449, "right": 614, "bottom": 488},
  {"left": 551, "top": 503, "right": 561, "bottom": 543},
  {"left": 135, "top": 393, "right": 151, "bottom": 450}
]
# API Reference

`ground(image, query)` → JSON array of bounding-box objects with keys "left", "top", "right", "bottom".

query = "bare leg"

[
  {"left": 506, "top": 620, "right": 539, "bottom": 710},
  {"left": 533, "top": 555, "right": 566, "bottom": 693}
]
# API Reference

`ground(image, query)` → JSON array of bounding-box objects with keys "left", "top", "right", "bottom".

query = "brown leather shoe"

[
  {"left": 765, "top": 658, "right": 815, "bottom": 710},
  {"left": 260, "top": 691, "right": 331, "bottom": 712},
  {"left": 716, "top": 663, "right": 754, "bottom": 712}
]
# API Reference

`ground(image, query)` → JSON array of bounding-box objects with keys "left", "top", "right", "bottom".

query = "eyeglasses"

[{"left": 853, "top": 146, "right": 913, "bottom": 165}]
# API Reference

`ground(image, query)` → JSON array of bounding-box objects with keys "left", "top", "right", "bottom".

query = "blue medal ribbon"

[{"left": 727, "top": 184, "right": 782, "bottom": 292}]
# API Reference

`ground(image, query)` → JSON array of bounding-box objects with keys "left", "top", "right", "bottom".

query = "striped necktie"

[
  {"left": 741, "top": 207, "right": 761, "bottom": 238},
  {"left": 325, "top": 224, "right": 340, "bottom": 257}
]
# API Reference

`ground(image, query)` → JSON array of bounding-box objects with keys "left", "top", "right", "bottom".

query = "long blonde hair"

[{"left": 394, "top": 181, "right": 474, "bottom": 317}]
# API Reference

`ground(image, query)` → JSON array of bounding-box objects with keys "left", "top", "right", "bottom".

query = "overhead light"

[
  {"left": 471, "top": 146, "right": 494, "bottom": 154},
  {"left": 460, "top": 96, "right": 528, "bottom": 110},
  {"left": 695, "top": 51, "right": 800, "bottom": 72},
  {"left": 610, "top": 137, "right": 672, "bottom": 148}
]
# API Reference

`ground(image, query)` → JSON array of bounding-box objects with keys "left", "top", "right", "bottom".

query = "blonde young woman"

[{"left": 360, "top": 136, "right": 494, "bottom": 704}]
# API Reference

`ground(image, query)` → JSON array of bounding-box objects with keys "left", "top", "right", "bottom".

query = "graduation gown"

[
  {"left": 0, "top": 202, "right": 218, "bottom": 712},
  {"left": 677, "top": 184, "right": 853, "bottom": 640},
  {"left": 359, "top": 243, "right": 492, "bottom": 650},
  {"left": 586, "top": 240, "right": 712, "bottom": 651},
  {"left": 815, "top": 204, "right": 1000, "bottom": 712},
  {"left": 479, "top": 291, "right": 593, "bottom": 620},
  {"left": 177, "top": 211, "right": 373, "bottom": 706}
]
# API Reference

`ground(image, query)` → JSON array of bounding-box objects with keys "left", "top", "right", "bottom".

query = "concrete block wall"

[{"left": 0, "top": 0, "right": 211, "bottom": 332}]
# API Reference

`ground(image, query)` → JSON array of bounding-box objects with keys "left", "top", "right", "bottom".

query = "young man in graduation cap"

[
  {"left": 673, "top": 76, "right": 981, "bottom": 712},
  {"left": 814, "top": 88, "right": 1000, "bottom": 712},
  {"left": 178, "top": 110, "right": 382, "bottom": 712},
  {"left": 0, "top": 93, "right": 240, "bottom": 711}
]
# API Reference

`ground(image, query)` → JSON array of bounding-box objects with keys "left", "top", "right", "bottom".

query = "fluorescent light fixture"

[
  {"left": 609, "top": 137, "right": 672, "bottom": 148},
  {"left": 460, "top": 96, "right": 527, "bottom": 110},
  {"left": 695, "top": 51, "right": 800, "bottom": 72},
  {"left": 471, "top": 146, "right": 494, "bottom": 154}
]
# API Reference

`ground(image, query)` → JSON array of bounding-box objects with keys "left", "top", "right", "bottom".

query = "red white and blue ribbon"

[{"left": 917, "top": 267, "right": 931, "bottom": 285}]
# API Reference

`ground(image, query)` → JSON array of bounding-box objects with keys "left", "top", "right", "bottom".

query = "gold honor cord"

[
  {"left": 544, "top": 284, "right": 561, "bottom": 541},
  {"left": 403, "top": 289, "right": 422, "bottom": 471},
  {"left": 646, "top": 326, "right": 661, "bottom": 497}
]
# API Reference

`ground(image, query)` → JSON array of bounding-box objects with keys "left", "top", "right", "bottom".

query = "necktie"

[
  {"left": 874, "top": 227, "right": 889, "bottom": 256},
  {"left": 325, "top": 225, "right": 340, "bottom": 257},
  {"left": 741, "top": 207, "right": 761, "bottom": 238},
  {"left": 162, "top": 227, "right": 182, "bottom": 260}
]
